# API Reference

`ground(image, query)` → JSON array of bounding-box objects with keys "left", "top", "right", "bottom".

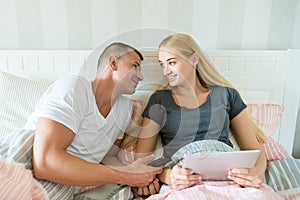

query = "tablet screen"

[{"left": 182, "top": 150, "right": 260, "bottom": 181}]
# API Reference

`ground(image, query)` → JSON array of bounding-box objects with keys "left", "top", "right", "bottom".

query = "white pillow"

[{"left": 0, "top": 72, "right": 51, "bottom": 137}]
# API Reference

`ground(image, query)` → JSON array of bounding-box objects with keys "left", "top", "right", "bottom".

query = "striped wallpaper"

[{"left": 0, "top": 0, "right": 299, "bottom": 50}]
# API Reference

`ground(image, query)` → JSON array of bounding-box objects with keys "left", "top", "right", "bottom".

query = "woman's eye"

[
  {"left": 169, "top": 61, "right": 176, "bottom": 66},
  {"left": 159, "top": 63, "right": 165, "bottom": 68}
]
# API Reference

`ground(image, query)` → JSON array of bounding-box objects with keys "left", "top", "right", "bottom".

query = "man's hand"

[
  {"left": 111, "top": 155, "right": 163, "bottom": 187},
  {"left": 132, "top": 178, "right": 160, "bottom": 196}
]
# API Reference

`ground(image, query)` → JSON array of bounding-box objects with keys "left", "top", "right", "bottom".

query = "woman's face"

[{"left": 158, "top": 49, "right": 195, "bottom": 87}]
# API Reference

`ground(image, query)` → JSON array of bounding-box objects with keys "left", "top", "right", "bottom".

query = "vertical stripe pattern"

[
  {"left": 15, "top": 0, "right": 43, "bottom": 49},
  {"left": 0, "top": 0, "right": 299, "bottom": 50},
  {"left": 40, "top": 0, "right": 69, "bottom": 49}
]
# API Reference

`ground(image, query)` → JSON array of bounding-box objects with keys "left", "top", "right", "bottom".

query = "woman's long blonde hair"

[{"left": 158, "top": 33, "right": 267, "bottom": 143}]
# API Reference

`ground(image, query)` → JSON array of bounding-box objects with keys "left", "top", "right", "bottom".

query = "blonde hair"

[{"left": 159, "top": 33, "right": 267, "bottom": 143}]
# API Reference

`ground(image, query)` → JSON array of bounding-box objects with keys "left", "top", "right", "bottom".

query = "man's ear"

[{"left": 108, "top": 56, "right": 118, "bottom": 71}]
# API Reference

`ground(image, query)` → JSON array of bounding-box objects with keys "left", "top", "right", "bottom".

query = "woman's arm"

[
  {"left": 135, "top": 117, "right": 161, "bottom": 159},
  {"left": 101, "top": 139, "right": 125, "bottom": 166},
  {"left": 229, "top": 109, "right": 267, "bottom": 188},
  {"left": 132, "top": 117, "right": 162, "bottom": 196}
]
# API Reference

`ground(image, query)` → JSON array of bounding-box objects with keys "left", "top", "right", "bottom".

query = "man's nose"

[{"left": 137, "top": 70, "right": 143, "bottom": 81}]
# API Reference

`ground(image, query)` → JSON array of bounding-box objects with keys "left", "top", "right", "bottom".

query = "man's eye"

[{"left": 133, "top": 64, "right": 141, "bottom": 71}]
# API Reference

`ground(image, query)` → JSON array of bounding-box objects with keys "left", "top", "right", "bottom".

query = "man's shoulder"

[
  {"left": 53, "top": 75, "right": 90, "bottom": 90},
  {"left": 56, "top": 75, "right": 89, "bottom": 84}
]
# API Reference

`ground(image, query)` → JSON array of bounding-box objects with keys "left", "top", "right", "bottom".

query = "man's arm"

[{"left": 33, "top": 117, "right": 162, "bottom": 187}]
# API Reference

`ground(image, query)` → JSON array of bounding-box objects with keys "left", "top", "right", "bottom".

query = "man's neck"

[{"left": 92, "top": 77, "right": 119, "bottom": 118}]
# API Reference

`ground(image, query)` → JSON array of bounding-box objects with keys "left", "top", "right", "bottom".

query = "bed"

[{"left": 0, "top": 49, "right": 299, "bottom": 200}]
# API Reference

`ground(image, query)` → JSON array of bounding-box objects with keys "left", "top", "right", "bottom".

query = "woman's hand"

[
  {"left": 169, "top": 165, "right": 202, "bottom": 190},
  {"left": 228, "top": 168, "right": 263, "bottom": 188},
  {"left": 132, "top": 178, "right": 160, "bottom": 196}
]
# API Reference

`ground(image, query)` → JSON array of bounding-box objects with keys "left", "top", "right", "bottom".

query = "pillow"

[
  {"left": 0, "top": 72, "right": 51, "bottom": 137},
  {"left": 260, "top": 137, "right": 292, "bottom": 162},
  {"left": 247, "top": 103, "right": 284, "bottom": 137},
  {"left": 264, "top": 158, "right": 300, "bottom": 198}
]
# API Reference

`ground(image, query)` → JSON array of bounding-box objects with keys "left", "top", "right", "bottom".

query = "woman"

[{"left": 133, "top": 33, "right": 269, "bottom": 196}]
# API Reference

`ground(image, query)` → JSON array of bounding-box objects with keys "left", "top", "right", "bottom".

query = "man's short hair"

[{"left": 97, "top": 42, "right": 143, "bottom": 69}]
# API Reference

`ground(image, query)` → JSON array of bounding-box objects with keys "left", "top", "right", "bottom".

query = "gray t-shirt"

[{"left": 142, "top": 86, "right": 247, "bottom": 158}]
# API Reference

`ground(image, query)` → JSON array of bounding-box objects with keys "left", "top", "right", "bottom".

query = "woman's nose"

[{"left": 163, "top": 65, "right": 170, "bottom": 76}]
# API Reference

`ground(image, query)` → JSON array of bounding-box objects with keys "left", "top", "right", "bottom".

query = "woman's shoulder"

[
  {"left": 147, "top": 89, "right": 172, "bottom": 104},
  {"left": 152, "top": 89, "right": 172, "bottom": 97},
  {"left": 156, "top": 89, "right": 171, "bottom": 93},
  {"left": 210, "top": 85, "right": 238, "bottom": 94}
]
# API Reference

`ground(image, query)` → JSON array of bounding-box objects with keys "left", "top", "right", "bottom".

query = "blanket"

[
  {"left": 1, "top": 131, "right": 299, "bottom": 200},
  {"left": 147, "top": 182, "right": 282, "bottom": 200},
  {"left": 0, "top": 129, "right": 75, "bottom": 200},
  {"left": 143, "top": 140, "right": 300, "bottom": 200},
  {"left": 0, "top": 157, "right": 47, "bottom": 200},
  {"left": 74, "top": 140, "right": 300, "bottom": 200}
]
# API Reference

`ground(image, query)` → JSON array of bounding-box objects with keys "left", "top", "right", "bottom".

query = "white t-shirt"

[{"left": 24, "top": 76, "right": 133, "bottom": 163}]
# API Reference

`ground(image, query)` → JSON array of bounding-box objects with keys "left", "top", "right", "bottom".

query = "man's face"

[{"left": 114, "top": 51, "right": 143, "bottom": 94}]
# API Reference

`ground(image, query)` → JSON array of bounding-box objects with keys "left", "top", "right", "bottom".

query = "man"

[{"left": 23, "top": 42, "right": 162, "bottom": 199}]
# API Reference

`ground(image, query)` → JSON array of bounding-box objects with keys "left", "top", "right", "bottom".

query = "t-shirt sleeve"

[
  {"left": 142, "top": 91, "right": 167, "bottom": 127},
  {"left": 38, "top": 78, "right": 88, "bottom": 134},
  {"left": 227, "top": 88, "right": 247, "bottom": 120}
]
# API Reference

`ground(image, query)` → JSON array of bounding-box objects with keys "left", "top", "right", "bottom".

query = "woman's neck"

[{"left": 172, "top": 79, "right": 209, "bottom": 109}]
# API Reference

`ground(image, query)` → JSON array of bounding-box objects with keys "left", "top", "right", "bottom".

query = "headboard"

[{"left": 0, "top": 50, "right": 298, "bottom": 154}]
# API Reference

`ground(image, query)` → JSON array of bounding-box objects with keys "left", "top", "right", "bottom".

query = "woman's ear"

[
  {"left": 191, "top": 53, "right": 199, "bottom": 66},
  {"left": 108, "top": 56, "right": 118, "bottom": 71}
]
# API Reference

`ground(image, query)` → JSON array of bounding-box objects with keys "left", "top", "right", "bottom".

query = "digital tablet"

[{"left": 182, "top": 150, "right": 260, "bottom": 181}]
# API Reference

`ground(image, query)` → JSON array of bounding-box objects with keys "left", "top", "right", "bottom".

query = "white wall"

[{"left": 0, "top": 0, "right": 299, "bottom": 50}]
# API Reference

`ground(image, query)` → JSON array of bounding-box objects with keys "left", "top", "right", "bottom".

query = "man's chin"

[{"left": 124, "top": 88, "right": 136, "bottom": 95}]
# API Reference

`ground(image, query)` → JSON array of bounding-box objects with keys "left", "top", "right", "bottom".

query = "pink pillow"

[
  {"left": 247, "top": 103, "right": 284, "bottom": 137},
  {"left": 247, "top": 103, "right": 290, "bottom": 162},
  {"left": 260, "top": 137, "right": 292, "bottom": 162}
]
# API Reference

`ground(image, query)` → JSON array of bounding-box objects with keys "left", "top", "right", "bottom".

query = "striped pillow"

[
  {"left": 264, "top": 159, "right": 300, "bottom": 198},
  {"left": 247, "top": 103, "right": 289, "bottom": 162},
  {"left": 260, "top": 137, "right": 292, "bottom": 162},
  {"left": 0, "top": 72, "right": 50, "bottom": 137},
  {"left": 247, "top": 103, "right": 284, "bottom": 137}
]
